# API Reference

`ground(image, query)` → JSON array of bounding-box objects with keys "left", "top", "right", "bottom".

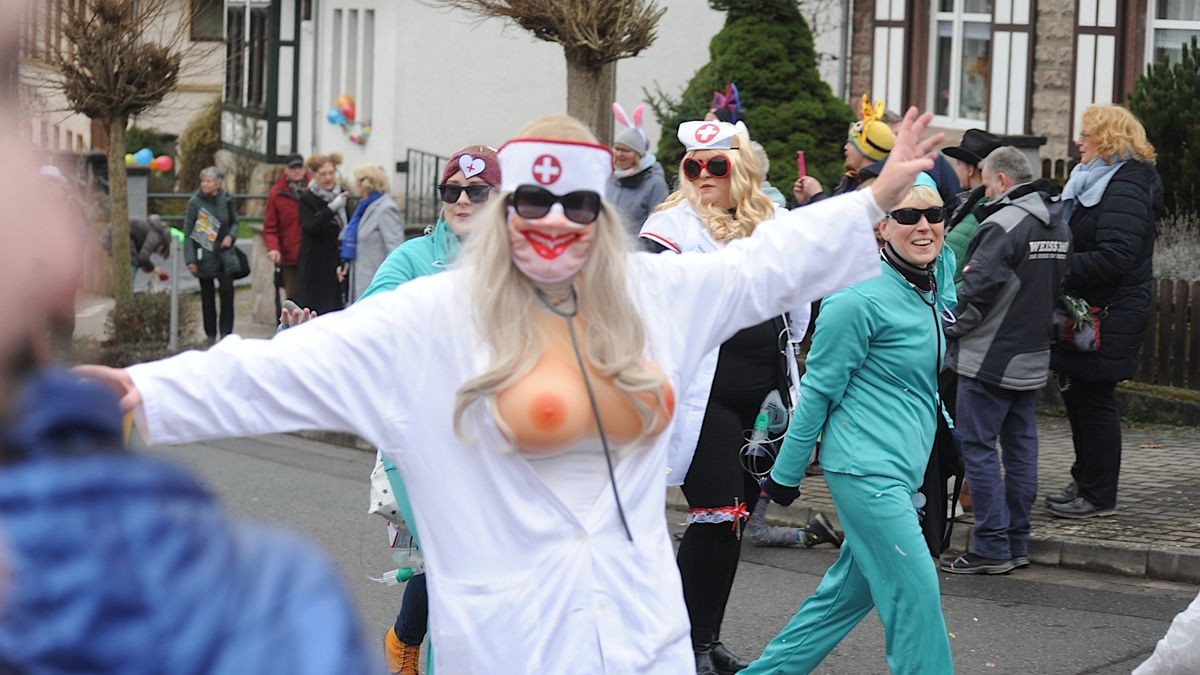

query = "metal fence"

[{"left": 401, "top": 148, "right": 448, "bottom": 233}]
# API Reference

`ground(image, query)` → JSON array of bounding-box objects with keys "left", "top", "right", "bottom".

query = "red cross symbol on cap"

[
  {"left": 532, "top": 154, "right": 562, "bottom": 185},
  {"left": 694, "top": 124, "right": 720, "bottom": 144}
]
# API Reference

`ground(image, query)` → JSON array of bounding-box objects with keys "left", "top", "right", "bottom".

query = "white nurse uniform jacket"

[{"left": 126, "top": 190, "right": 883, "bottom": 675}]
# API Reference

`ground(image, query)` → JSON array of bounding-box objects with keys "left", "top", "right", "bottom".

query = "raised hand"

[{"left": 869, "top": 107, "right": 945, "bottom": 213}]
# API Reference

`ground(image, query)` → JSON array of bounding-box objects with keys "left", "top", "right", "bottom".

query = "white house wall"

[{"left": 307, "top": 1, "right": 843, "bottom": 190}]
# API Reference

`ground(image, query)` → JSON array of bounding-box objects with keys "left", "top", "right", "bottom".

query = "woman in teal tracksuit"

[
  {"left": 750, "top": 174, "right": 956, "bottom": 675},
  {"left": 368, "top": 146, "right": 498, "bottom": 674}
]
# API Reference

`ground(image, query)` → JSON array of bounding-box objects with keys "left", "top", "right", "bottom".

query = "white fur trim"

[{"left": 498, "top": 138, "right": 612, "bottom": 195}]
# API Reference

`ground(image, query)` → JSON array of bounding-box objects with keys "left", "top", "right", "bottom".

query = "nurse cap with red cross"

[{"left": 677, "top": 120, "right": 749, "bottom": 151}]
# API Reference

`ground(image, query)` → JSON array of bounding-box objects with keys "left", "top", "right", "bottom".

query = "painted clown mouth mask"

[{"left": 507, "top": 202, "right": 597, "bottom": 284}]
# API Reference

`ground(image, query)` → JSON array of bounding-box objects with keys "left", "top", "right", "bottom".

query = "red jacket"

[{"left": 263, "top": 171, "right": 309, "bottom": 265}]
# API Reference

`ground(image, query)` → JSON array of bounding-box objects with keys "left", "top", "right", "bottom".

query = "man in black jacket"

[{"left": 940, "top": 147, "right": 1071, "bottom": 575}]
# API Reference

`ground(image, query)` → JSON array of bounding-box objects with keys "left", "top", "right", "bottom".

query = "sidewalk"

[
  {"left": 671, "top": 416, "right": 1200, "bottom": 584},
  {"left": 82, "top": 303, "right": 1200, "bottom": 584}
]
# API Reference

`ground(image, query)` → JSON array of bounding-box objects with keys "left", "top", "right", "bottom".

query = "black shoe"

[
  {"left": 801, "top": 512, "right": 844, "bottom": 548},
  {"left": 1047, "top": 496, "right": 1116, "bottom": 519},
  {"left": 939, "top": 551, "right": 1016, "bottom": 575},
  {"left": 694, "top": 645, "right": 721, "bottom": 675},
  {"left": 1011, "top": 555, "right": 1030, "bottom": 569},
  {"left": 1044, "top": 481, "right": 1078, "bottom": 506},
  {"left": 708, "top": 642, "right": 747, "bottom": 675}
]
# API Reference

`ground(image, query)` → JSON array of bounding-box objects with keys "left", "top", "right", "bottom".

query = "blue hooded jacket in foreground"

[{"left": 0, "top": 370, "right": 378, "bottom": 674}]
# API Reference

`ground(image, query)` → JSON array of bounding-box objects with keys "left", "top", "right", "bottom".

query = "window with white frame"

[
  {"left": 930, "top": 0, "right": 993, "bottom": 126},
  {"left": 1149, "top": 0, "right": 1200, "bottom": 66}
]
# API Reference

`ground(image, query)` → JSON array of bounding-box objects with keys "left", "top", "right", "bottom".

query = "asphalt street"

[{"left": 143, "top": 433, "right": 1198, "bottom": 675}]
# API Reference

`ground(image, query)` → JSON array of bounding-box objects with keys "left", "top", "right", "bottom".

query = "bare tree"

[
  {"left": 49, "top": 0, "right": 185, "bottom": 310},
  {"left": 431, "top": 0, "right": 665, "bottom": 142}
]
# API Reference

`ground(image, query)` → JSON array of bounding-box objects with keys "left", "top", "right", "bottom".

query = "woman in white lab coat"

[{"left": 79, "top": 111, "right": 941, "bottom": 675}]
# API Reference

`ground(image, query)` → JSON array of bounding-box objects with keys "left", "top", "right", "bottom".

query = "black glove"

[{"left": 760, "top": 475, "right": 801, "bottom": 507}]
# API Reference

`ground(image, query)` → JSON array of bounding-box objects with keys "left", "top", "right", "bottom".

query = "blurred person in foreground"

[{"left": 0, "top": 110, "right": 375, "bottom": 673}]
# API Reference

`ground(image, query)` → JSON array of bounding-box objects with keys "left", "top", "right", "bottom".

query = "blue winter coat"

[{"left": 0, "top": 370, "right": 377, "bottom": 674}]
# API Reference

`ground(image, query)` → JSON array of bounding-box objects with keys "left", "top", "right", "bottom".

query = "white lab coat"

[
  {"left": 639, "top": 202, "right": 811, "bottom": 486},
  {"left": 126, "top": 190, "right": 883, "bottom": 675}
]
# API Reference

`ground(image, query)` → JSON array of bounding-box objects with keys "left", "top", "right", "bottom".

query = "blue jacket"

[
  {"left": 772, "top": 260, "right": 945, "bottom": 490},
  {"left": 0, "top": 370, "right": 376, "bottom": 674}
]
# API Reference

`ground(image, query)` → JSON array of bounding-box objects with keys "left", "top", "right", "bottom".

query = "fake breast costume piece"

[{"left": 495, "top": 310, "right": 675, "bottom": 454}]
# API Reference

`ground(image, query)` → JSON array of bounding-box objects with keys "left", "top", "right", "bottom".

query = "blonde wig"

[
  {"left": 453, "top": 115, "right": 667, "bottom": 450},
  {"left": 655, "top": 130, "right": 776, "bottom": 242},
  {"left": 352, "top": 163, "right": 390, "bottom": 195},
  {"left": 1081, "top": 105, "right": 1157, "bottom": 165}
]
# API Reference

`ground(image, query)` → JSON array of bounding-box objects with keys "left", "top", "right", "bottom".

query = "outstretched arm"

[
  {"left": 647, "top": 110, "right": 942, "bottom": 374},
  {"left": 78, "top": 291, "right": 409, "bottom": 447}
]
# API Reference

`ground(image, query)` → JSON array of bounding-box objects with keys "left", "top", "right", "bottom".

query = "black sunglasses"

[
  {"left": 887, "top": 206, "right": 945, "bottom": 225},
  {"left": 509, "top": 185, "right": 602, "bottom": 225},
  {"left": 682, "top": 154, "right": 731, "bottom": 180},
  {"left": 438, "top": 184, "right": 494, "bottom": 204}
]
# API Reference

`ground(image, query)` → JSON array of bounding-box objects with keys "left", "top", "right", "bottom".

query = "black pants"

[
  {"left": 392, "top": 573, "right": 428, "bottom": 646},
  {"left": 198, "top": 275, "right": 235, "bottom": 339},
  {"left": 678, "top": 318, "right": 781, "bottom": 648},
  {"left": 1061, "top": 378, "right": 1121, "bottom": 508}
]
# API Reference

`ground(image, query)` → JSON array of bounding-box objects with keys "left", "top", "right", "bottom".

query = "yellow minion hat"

[{"left": 847, "top": 95, "right": 894, "bottom": 161}]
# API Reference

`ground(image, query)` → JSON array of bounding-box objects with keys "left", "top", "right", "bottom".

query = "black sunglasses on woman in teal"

[
  {"left": 438, "top": 184, "right": 494, "bottom": 204},
  {"left": 887, "top": 207, "right": 945, "bottom": 225}
]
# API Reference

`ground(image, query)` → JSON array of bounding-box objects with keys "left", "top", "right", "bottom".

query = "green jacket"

[
  {"left": 772, "top": 260, "right": 945, "bottom": 490},
  {"left": 359, "top": 218, "right": 460, "bottom": 300},
  {"left": 184, "top": 189, "right": 239, "bottom": 280},
  {"left": 945, "top": 209, "right": 981, "bottom": 288}
]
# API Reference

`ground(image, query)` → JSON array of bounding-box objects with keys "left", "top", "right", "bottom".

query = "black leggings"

[
  {"left": 677, "top": 318, "right": 782, "bottom": 648},
  {"left": 1061, "top": 378, "right": 1122, "bottom": 508},
  {"left": 198, "top": 275, "right": 235, "bottom": 339}
]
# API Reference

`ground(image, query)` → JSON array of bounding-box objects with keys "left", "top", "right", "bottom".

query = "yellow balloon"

[{"left": 124, "top": 153, "right": 135, "bottom": 166}]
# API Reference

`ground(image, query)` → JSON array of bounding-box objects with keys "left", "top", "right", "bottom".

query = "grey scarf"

[{"left": 307, "top": 178, "right": 348, "bottom": 228}]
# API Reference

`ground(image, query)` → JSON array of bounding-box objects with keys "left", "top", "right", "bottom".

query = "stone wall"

[
  {"left": 849, "top": 0, "right": 875, "bottom": 101},
  {"left": 1030, "top": 0, "right": 1076, "bottom": 167}
]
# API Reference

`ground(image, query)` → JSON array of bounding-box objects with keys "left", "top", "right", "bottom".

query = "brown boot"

[{"left": 384, "top": 627, "right": 422, "bottom": 675}]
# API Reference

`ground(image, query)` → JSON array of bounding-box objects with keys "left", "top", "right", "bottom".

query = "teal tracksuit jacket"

[
  {"left": 361, "top": 219, "right": 462, "bottom": 548},
  {"left": 744, "top": 257, "right": 955, "bottom": 675}
]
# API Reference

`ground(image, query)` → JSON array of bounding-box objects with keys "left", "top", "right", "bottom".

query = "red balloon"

[
  {"left": 340, "top": 101, "right": 356, "bottom": 123},
  {"left": 156, "top": 155, "right": 174, "bottom": 172}
]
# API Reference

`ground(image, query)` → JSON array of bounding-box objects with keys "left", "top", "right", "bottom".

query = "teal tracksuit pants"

[{"left": 742, "top": 471, "right": 953, "bottom": 675}]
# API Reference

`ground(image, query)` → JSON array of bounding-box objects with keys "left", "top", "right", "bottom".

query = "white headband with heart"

[{"left": 497, "top": 138, "right": 612, "bottom": 196}]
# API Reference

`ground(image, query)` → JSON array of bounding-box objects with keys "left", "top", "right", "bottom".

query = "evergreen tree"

[
  {"left": 647, "top": 0, "right": 853, "bottom": 196},
  {"left": 1130, "top": 36, "right": 1200, "bottom": 216}
]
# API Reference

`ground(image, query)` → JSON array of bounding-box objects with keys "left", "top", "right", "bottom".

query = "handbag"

[
  {"left": 1052, "top": 293, "right": 1102, "bottom": 352},
  {"left": 368, "top": 454, "right": 405, "bottom": 526},
  {"left": 231, "top": 246, "right": 251, "bottom": 280}
]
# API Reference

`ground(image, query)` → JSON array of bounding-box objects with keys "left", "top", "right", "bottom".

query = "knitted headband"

[{"left": 441, "top": 146, "right": 501, "bottom": 187}]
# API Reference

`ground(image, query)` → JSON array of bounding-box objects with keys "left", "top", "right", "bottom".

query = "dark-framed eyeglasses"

[
  {"left": 887, "top": 206, "right": 945, "bottom": 225},
  {"left": 682, "top": 153, "right": 731, "bottom": 180},
  {"left": 509, "top": 185, "right": 602, "bottom": 225},
  {"left": 438, "top": 184, "right": 494, "bottom": 204}
]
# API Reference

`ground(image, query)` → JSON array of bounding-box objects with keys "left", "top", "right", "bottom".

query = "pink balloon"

[
  {"left": 340, "top": 101, "right": 356, "bottom": 123},
  {"left": 155, "top": 155, "right": 174, "bottom": 172}
]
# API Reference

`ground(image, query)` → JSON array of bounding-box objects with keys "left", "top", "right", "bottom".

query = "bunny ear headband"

[
  {"left": 612, "top": 102, "right": 648, "bottom": 145},
  {"left": 709, "top": 83, "right": 742, "bottom": 123}
]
